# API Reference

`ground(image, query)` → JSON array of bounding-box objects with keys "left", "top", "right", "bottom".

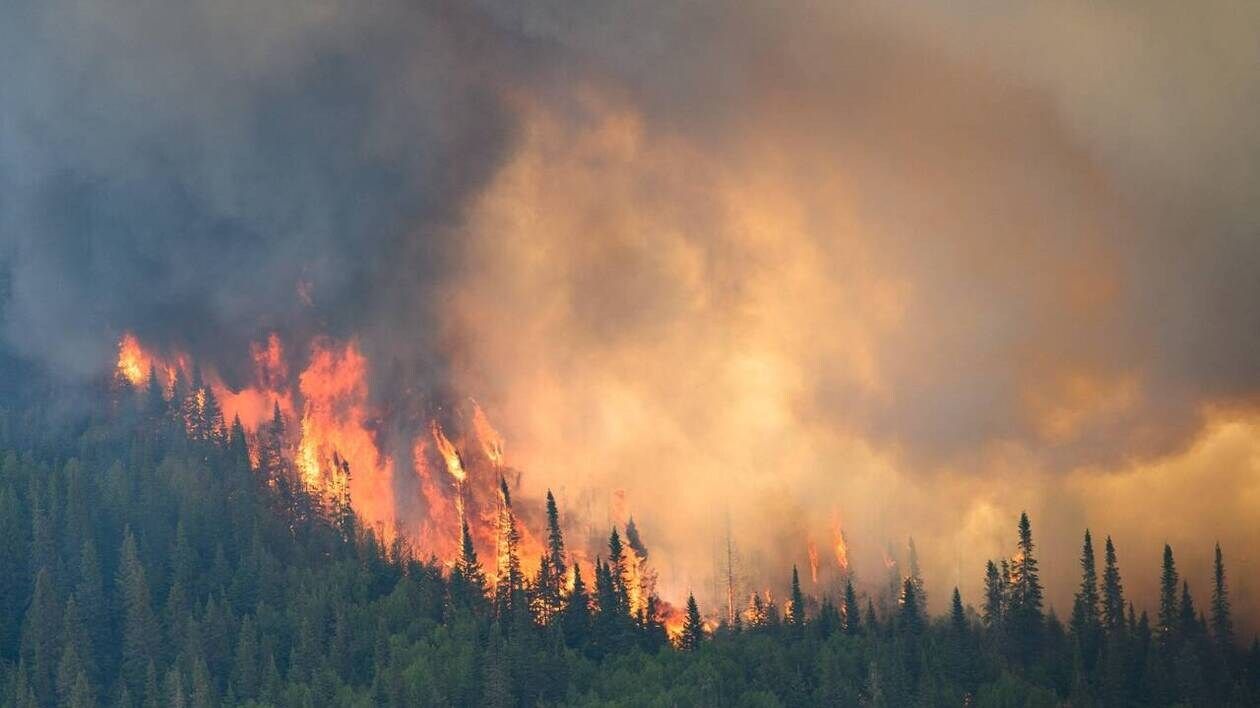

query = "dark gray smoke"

[{"left": 0, "top": 0, "right": 528, "bottom": 389}]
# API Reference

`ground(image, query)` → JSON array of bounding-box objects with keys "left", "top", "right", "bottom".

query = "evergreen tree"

[
  {"left": 788, "top": 565, "right": 806, "bottom": 630},
  {"left": 1007, "top": 513, "right": 1044, "bottom": 662},
  {"left": 493, "top": 478, "right": 524, "bottom": 618},
  {"left": 451, "top": 518, "right": 488, "bottom": 606},
  {"left": 907, "top": 536, "right": 926, "bottom": 616},
  {"left": 145, "top": 366, "right": 166, "bottom": 417},
  {"left": 1101, "top": 535, "right": 1126, "bottom": 634},
  {"left": 679, "top": 593, "right": 703, "bottom": 652},
  {"left": 899, "top": 578, "right": 923, "bottom": 636},
  {"left": 982, "top": 560, "right": 1004, "bottom": 629},
  {"left": 562, "top": 562, "right": 590, "bottom": 648},
  {"left": 1210, "top": 543, "right": 1234, "bottom": 651},
  {"left": 20, "top": 568, "right": 59, "bottom": 704},
  {"left": 843, "top": 578, "right": 862, "bottom": 635},
  {"left": 118, "top": 529, "right": 160, "bottom": 695},
  {"left": 1157, "top": 544, "right": 1179, "bottom": 646},
  {"left": 625, "top": 516, "right": 648, "bottom": 559},
  {"left": 538, "top": 490, "right": 566, "bottom": 623},
  {"left": 606, "top": 529, "right": 630, "bottom": 613},
  {"left": 1070, "top": 529, "right": 1102, "bottom": 675},
  {"left": 950, "top": 587, "right": 967, "bottom": 634}
]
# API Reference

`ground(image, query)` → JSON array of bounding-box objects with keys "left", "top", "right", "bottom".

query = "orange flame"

[
  {"left": 807, "top": 541, "right": 820, "bottom": 584},
  {"left": 833, "top": 524, "right": 850, "bottom": 573},
  {"left": 470, "top": 399, "right": 505, "bottom": 468},
  {"left": 431, "top": 421, "right": 467, "bottom": 483},
  {"left": 296, "top": 339, "right": 395, "bottom": 534}
]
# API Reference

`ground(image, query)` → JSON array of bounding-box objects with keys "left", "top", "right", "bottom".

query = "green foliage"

[{"left": 0, "top": 397, "right": 1251, "bottom": 707}]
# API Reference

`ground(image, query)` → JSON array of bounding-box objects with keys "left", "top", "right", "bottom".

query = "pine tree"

[
  {"left": 20, "top": 568, "right": 60, "bottom": 705},
  {"left": 950, "top": 587, "right": 967, "bottom": 634},
  {"left": 539, "top": 490, "right": 567, "bottom": 623},
  {"left": 201, "top": 386, "right": 226, "bottom": 446},
  {"left": 1008, "top": 513, "right": 1044, "bottom": 662},
  {"left": 982, "top": 560, "right": 1004, "bottom": 628},
  {"left": 1178, "top": 581, "right": 1197, "bottom": 639},
  {"left": 607, "top": 529, "right": 630, "bottom": 613},
  {"left": 562, "top": 562, "right": 590, "bottom": 648},
  {"left": 1158, "top": 544, "right": 1179, "bottom": 646},
  {"left": 1101, "top": 535, "right": 1126, "bottom": 634},
  {"left": 145, "top": 366, "right": 166, "bottom": 417},
  {"left": 451, "top": 518, "right": 488, "bottom": 606},
  {"left": 493, "top": 478, "right": 524, "bottom": 618},
  {"left": 907, "top": 536, "right": 926, "bottom": 616},
  {"left": 1070, "top": 529, "right": 1102, "bottom": 674},
  {"left": 788, "top": 565, "right": 806, "bottom": 630},
  {"left": 899, "top": 578, "right": 923, "bottom": 636},
  {"left": 843, "top": 579, "right": 862, "bottom": 635},
  {"left": 1210, "top": 543, "right": 1234, "bottom": 650},
  {"left": 625, "top": 516, "right": 648, "bottom": 559},
  {"left": 118, "top": 529, "right": 160, "bottom": 695},
  {"left": 679, "top": 593, "right": 704, "bottom": 651},
  {"left": 61, "top": 593, "right": 96, "bottom": 687}
]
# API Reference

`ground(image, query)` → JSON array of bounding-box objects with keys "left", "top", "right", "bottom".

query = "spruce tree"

[
  {"left": 562, "top": 562, "right": 590, "bottom": 648},
  {"left": 1008, "top": 512, "right": 1044, "bottom": 662},
  {"left": 452, "top": 518, "right": 488, "bottom": 606},
  {"left": 540, "top": 490, "right": 567, "bottom": 623},
  {"left": 899, "top": 578, "right": 923, "bottom": 636},
  {"left": 1210, "top": 543, "right": 1234, "bottom": 650},
  {"left": 118, "top": 529, "right": 160, "bottom": 695},
  {"left": 1101, "top": 535, "right": 1126, "bottom": 634},
  {"left": 20, "top": 568, "right": 59, "bottom": 705},
  {"left": 982, "top": 560, "right": 1004, "bottom": 628},
  {"left": 843, "top": 579, "right": 862, "bottom": 635},
  {"left": 1070, "top": 529, "right": 1102, "bottom": 673},
  {"left": 907, "top": 536, "right": 926, "bottom": 615},
  {"left": 1158, "top": 544, "right": 1179, "bottom": 646},
  {"left": 607, "top": 529, "right": 630, "bottom": 613},
  {"left": 788, "top": 565, "right": 806, "bottom": 630},
  {"left": 950, "top": 588, "right": 967, "bottom": 634},
  {"left": 679, "top": 593, "right": 704, "bottom": 651},
  {"left": 493, "top": 478, "right": 524, "bottom": 618}
]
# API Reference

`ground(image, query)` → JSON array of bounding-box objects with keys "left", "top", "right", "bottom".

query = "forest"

[{"left": 0, "top": 372, "right": 1256, "bottom": 708}]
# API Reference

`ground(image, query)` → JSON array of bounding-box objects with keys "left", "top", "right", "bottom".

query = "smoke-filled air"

[{"left": 2, "top": 1, "right": 1259, "bottom": 705}]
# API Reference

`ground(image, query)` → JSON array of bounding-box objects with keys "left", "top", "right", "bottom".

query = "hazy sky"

[{"left": 2, "top": 0, "right": 1258, "bottom": 624}]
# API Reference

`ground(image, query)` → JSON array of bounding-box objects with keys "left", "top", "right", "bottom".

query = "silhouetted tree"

[
  {"left": 1210, "top": 543, "right": 1234, "bottom": 651},
  {"left": 679, "top": 594, "right": 703, "bottom": 652}
]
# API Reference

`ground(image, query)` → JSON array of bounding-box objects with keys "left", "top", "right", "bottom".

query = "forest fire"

[{"left": 833, "top": 524, "right": 850, "bottom": 574}]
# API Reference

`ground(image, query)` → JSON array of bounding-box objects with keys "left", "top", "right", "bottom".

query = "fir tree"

[
  {"left": 1070, "top": 529, "right": 1102, "bottom": 674},
  {"left": 679, "top": 593, "right": 704, "bottom": 651},
  {"left": 899, "top": 578, "right": 923, "bottom": 636},
  {"left": 1157, "top": 544, "right": 1179, "bottom": 646},
  {"left": 949, "top": 588, "right": 965, "bottom": 630},
  {"left": 1008, "top": 513, "right": 1044, "bottom": 662},
  {"left": 1101, "top": 535, "right": 1126, "bottom": 634},
  {"left": 1210, "top": 543, "right": 1234, "bottom": 650},
  {"left": 493, "top": 478, "right": 524, "bottom": 618},
  {"left": 562, "top": 562, "right": 590, "bottom": 648},
  {"left": 907, "top": 536, "right": 926, "bottom": 616},
  {"left": 20, "top": 568, "right": 59, "bottom": 705},
  {"left": 118, "top": 529, "right": 160, "bottom": 695},
  {"left": 451, "top": 517, "right": 488, "bottom": 606},
  {"left": 788, "top": 565, "right": 806, "bottom": 630},
  {"left": 843, "top": 578, "right": 862, "bottom": 635},
  {"left": 607, "top": 529, "right": 630, "bottom": 613},
  {"left": 982, "top": 560, "right": 1004, "bottom": 628}
]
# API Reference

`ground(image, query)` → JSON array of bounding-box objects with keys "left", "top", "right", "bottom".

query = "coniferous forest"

[{"left": 0, "top": 373, "right": 1254, "bottom": 707}]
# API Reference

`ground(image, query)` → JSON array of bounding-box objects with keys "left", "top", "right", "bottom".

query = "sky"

[{"left": 2, "top": 0, "right": 1258, "bottom": 625}]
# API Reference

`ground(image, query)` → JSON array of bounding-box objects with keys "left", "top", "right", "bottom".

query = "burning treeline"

[{"left": 113, "top": 331, "right": 697, "bottom": 635}]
